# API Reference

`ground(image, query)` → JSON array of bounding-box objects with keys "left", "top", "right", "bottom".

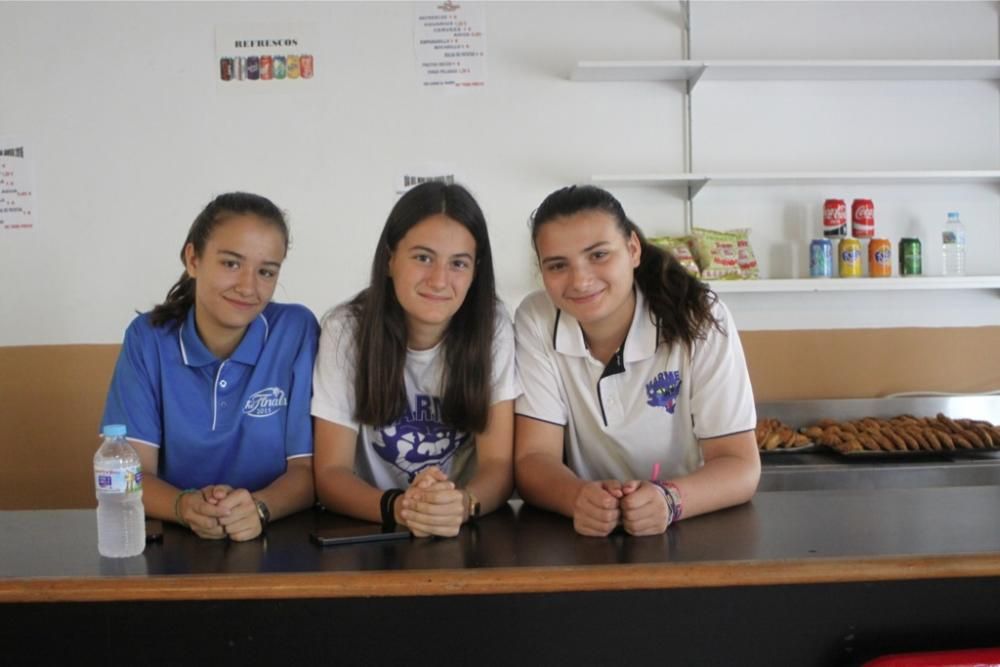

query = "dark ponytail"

[
  {"left": 530, "top": 185, "right": 720, "bottom": 349},
  {"left": 149, "top": 192, "right": 289, "bottom": 328}
]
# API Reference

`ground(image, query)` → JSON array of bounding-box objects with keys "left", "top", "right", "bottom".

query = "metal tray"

[{"left": 759, "top": 442, "right": 820, "bottom": 455}]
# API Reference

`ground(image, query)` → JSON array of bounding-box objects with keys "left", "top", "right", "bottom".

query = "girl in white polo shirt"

[
  {"left": 514, "top": 185, "right": 759, "bottom": 537},
  {"left": 311, "top": 182, "right": 520, "bottom": 538}
]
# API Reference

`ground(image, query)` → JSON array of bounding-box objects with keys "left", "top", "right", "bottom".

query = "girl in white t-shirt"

[
  {"left": 312, "top": 182, "right": 520, "bottom": 537},
  {"left": 514, "top": 185, "right": 760, "bottom": 537}
]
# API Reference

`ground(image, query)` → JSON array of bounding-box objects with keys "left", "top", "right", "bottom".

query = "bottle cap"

[
  {"left": 102, "top": 424, "right": 127, "bottom": 437},
  {"left": 947, "top": 211, "right": 960, "bottom": 220}
]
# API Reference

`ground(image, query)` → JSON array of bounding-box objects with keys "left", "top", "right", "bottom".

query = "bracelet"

[
  {"left": 380, "top": 488, "right": 404, "bottom": 531},
  {"left": 174, "top": 488, "right": 199, "bottom": 528},
  {"left": 658, "top": 481, "right": 684, "bottom": 524}
]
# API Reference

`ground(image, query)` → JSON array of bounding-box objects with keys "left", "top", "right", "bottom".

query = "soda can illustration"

[
  {"left": 260, "top": 55, "right": 273, "bottom": 80},
  {"left": 287, "top": 55, "right": 300, "bottom": 79},
  {"left": 220, "top": 58, "right": 234, "bottom": 81},
  {"left": 247, "top": 56, "right": 260, "bottom": 80},
  {"left": 273, "top": 56, "right": 287, "bottom": 79},
  {"left": 300, "top": 54, "right": 314, "bottom": 79}
]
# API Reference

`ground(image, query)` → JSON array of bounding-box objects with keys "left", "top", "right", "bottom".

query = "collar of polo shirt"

[
  {"left": 552, "top": 287, "right": 658, "bottom": 364},
  {"left": 178, "top": 306, "right": 271, "bottom": 367}
]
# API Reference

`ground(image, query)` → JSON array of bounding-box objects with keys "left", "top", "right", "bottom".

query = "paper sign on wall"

[
  {"left": 0, "top": 139, "right": 35, "bottom": 231},
  {"left": 414, "top": 2, "right": 487, "bottom": 90},
  {"left": 215, "top": 24, "right": 318, "bottom": 91},
  {"left": 395, "top": 164, "right": 461, "bottom": 194}
]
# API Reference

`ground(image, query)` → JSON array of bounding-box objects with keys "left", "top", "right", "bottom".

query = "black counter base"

[{"left": 5, "top": 577, "right": 999, "bottom": 667}]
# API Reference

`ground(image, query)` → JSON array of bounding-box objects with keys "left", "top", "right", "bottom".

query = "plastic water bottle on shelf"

[
  {"left": 93, "top": 424, "right": 145, "bottom": 557},
  {"left": 941, "top": 211, "right": 966, "bottom": 276}
]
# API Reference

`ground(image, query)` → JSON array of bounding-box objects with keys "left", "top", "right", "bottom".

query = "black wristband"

[{"left": 380, "top": 489, "right": 404, "bottom": 531}]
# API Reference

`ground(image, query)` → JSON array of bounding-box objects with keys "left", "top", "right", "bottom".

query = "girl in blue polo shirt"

[
  {"left": 102, "top": 192, "right": 319, "bottom": 541},
  {"left": 311, "top": 182, "right": 520, "bottom": 537},
  {"left": 514, "top": 185, "right": 760, "bottom": 537}
]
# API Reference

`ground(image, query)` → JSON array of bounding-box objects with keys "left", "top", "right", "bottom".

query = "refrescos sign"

[{"left": 215, "top": 24, "right": 318, "bottom": 91}]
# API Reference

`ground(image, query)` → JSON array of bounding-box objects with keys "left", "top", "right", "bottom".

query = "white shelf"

[
  {"left": 572, "top": 59, "right": 1000, "bottom": 89},
  {"left": 592, "top": 170, "right": 1000, "bottom": 197},
  {"left": 708, "top": 276, "right": 1000, "bottom": 294}
]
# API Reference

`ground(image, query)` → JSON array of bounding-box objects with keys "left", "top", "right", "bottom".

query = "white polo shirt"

[{"left": 514, "top": 288, "right": 755, "bottom": 482}]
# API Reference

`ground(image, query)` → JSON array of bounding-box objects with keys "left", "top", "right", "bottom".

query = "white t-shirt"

[
  {"left": 312, "top": 302, "right": 521, "bottom": 490},
  {"left": 514, "top": 288, "right": 756, "bottom": 482}
]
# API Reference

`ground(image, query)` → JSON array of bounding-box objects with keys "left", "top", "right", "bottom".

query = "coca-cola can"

[
  {"left": 823, "top": 199, "right": 847, "bottom": 237},
  {"left": 220, "top": 58, "right": 234, "bottom": 81},
  {"left": 852, "top": 199, "right": 875, "bottom": 238}
]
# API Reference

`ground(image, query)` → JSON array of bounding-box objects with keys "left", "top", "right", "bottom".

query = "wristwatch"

[
  {"left": 466, "top": 490, "right": 481, "bottom": 521},
  {"left": 254, "top": 498, "right": 271, "bottom": 529}
]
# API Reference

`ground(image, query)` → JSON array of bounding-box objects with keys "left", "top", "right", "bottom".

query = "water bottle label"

[{"left": 95, "top": 466, "right": 143, "bottom": 493}]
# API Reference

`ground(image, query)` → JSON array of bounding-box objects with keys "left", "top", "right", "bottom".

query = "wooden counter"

[{"left": 3, "top": 488, "right": 999, "bottom": 666}]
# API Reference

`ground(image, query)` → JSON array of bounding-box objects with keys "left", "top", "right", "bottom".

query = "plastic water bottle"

[
  {"left": 93, "top": 424, "right": 145, "bottom": 557},
  {"left": 941, "top": 211, "right": 966, "bottom": 276}
]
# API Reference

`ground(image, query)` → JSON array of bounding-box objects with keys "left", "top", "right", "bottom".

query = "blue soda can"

[
  {"left": 809, "top": 238, "right": 833, "bottom": 278},
  {"left": 273, "top": 56, "right": 287, "bottom": 79}
]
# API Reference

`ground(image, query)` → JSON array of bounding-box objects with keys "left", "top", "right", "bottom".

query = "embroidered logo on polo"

[
  {"left": 243, "top": 387, "right": 288, "bottom": 417},
  {"left": 375, "top": 393, "right": 468, "bottom": 482},
  {"left": 645, "top": 370, "right": 681, "bottom": 414}
]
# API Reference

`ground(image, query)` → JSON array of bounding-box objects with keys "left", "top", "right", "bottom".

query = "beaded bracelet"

[
  {"left": 658, "top": 481, "right": 683, "bottom": 524},
  {"left": 174, "top": 488, "right": 200, "bottom": 528}
]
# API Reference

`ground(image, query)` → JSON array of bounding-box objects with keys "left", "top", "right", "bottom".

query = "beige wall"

[{"left": 3, "top": 327, "right": 998, "bottom": 509}]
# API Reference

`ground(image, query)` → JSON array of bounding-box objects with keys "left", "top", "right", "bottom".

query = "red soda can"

[
  {"left": 823, "top": 199, "right": 847, "bottom": 237},
  {"left": 852, "top": 199, "right": 875, "bottom": 238},
  {"left": 260, "top": 55, "right": 273, "bottom": 80},
  {"left": 220, "top": 58, "right": 234, "bottom": 81},
  {"left": 300, "top": 54, "right": 314, "bottom": 79}
]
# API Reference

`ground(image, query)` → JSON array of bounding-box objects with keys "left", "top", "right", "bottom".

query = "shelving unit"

[
  {"left": 572, "top": 3, "right": 1000, "bottom": 289},
  {"left": 592, "top": 170, "right": 1000, "bottom": 198},
  {"left": 708, "top": 276, "right": 1000, "bottom": 294},
  {"left": 572, "top": 60, "right": 1000, "bottom": 87}
]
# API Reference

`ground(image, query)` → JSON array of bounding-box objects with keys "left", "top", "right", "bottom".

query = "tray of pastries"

[
  {"left": 801, "top": 413, "right": 1000, "bottom": 457},
  {"left": 755, "top": 418, "right": 817, "bottom": 453}
]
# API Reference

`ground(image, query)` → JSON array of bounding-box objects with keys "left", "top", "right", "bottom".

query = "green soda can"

[{"left": 899, "top": 238, "right": 922, "bottom": 276}]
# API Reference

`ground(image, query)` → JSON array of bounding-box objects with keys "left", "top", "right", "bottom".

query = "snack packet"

[
  {"left": 690, "top": 227, "right": 759, "bottom": 280},
  {"left": 648, "top": 236, "right": 700, "bottom": 277}
]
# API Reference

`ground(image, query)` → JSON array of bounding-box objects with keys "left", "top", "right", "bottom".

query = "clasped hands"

[
  {"left": 573, "top": 479, "right": 672, "bottom": 537},
  {"left": 176, "top": 485, "right": 262, "bottom": 542},
  {"left": 395, "top": 466, "right": 467, "bottom": 538}
]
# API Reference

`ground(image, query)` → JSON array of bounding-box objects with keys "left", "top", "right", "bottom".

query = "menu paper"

[
  {"left": 414, "top": 2, "right": 487, "bottom": 90},
  {"left": 0, "top": 139, "right": 35, "bottom": 231}
]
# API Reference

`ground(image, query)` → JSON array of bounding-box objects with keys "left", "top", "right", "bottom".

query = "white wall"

[{"left": 1, "top": 1, "right": 998, "bottom": 346}]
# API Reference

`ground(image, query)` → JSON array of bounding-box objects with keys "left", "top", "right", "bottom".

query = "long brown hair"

[
  {"left": 530, "top": 185, "right": 721, "bottom": 349},
  {"left": 350, "top": 182, "right": 498, "bottom": 434},
  {"left": 149, "top": 192, "right": 289, "bottom": 328}
]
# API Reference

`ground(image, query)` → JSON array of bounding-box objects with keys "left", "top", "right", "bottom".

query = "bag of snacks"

[
  {"left": 729, "top": 228, "right": 759, "bottom": 279},
  {"left": 648, "top": 236, "right": 700, "bottom": 277},
  {"left": 690, "top": 227, "right": 759, "bottom": 280}
]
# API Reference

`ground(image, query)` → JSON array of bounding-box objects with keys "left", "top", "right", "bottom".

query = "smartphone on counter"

[{"left": 310, "top": 521, "right": 410, "bottom": 547}]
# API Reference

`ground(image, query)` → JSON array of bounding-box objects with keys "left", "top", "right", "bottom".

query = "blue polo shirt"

[{"left": 102, "top": 302, "right": 319, "bottom": 491}]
